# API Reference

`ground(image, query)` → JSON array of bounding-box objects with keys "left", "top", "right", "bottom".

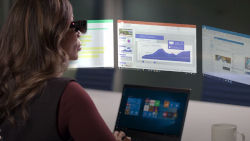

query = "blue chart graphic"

[
  {"left": 122, "top": 48, "right": 132, "bottom": 53},
  {"left": 142, "top": 49, "right": 190, "bottom": 62}
]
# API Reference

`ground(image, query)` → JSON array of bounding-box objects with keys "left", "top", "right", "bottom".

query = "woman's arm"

[{"left": 58, "top": 81, "right": 116, "bottom": 141}]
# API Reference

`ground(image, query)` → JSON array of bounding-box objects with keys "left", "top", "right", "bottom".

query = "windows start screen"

[{"left": 125, "top": 97, "right": 180, "bottom": 122}]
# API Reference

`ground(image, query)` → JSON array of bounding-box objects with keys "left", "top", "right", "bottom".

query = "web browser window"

[
  {"left": 117, "top": 20, "right": 197, "bottom": 73},
  {"left": 202, "top": 25, "right": 250, "bottom": 85}
]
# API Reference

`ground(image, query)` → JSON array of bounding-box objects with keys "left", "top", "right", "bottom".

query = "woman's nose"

[{"left": 76, "top": 31, "right": 81, "bottom": 38}]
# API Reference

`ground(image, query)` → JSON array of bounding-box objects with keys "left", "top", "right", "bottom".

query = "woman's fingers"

[
  {"left": 113, "top": 131, "right": 130, "bottom": 141},
  {"left": 118, "top": 131, "right": 126, "bottom": 138},
  {"left": 124, "top": 136, "right": 131, "bottom": 141},
  {"left": 113, "top": 131, "right": 119, "bottom": 137}
]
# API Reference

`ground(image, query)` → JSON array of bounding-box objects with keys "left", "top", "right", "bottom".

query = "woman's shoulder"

[
  {"left": 64, "top": 80, "right": 85, "bottom": 93},
  {"left": 59, "top": 78, "right": 96, "bottom": 118},
  {"left": 61, "top": 79, "right": 90, "bottom": 102}
]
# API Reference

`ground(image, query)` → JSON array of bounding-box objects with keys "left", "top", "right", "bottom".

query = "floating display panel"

[
  {"left": 117, "top": 20, "right": 197, "bottom": 73},
  {"left": 202, "top": 25, "right": 250, "bottom": 85},
  {"left": 69, "top": 20, "right": 114, "bottom": 68}
]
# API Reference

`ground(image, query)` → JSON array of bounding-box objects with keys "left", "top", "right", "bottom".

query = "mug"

[{"left": 211, "top": 123, "right": 245, "bottom": 141}]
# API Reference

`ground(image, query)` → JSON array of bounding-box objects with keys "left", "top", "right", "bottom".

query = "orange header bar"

[{"left": 117, "top": 20, "right": 196, "bottom": 28}]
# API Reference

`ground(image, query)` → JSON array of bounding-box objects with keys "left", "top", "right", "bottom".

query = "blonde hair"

[{"left": 0, "top": 0, "right": 72, "bottom": 124}]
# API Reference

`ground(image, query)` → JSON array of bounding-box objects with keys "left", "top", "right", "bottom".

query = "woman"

[{"left": 0, "top": 0, "right": 130, "bottom": 141}]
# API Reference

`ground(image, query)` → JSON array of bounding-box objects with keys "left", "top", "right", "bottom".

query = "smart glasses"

[{"left": 70, "top": 20, "right": 87, "bottom": 33}]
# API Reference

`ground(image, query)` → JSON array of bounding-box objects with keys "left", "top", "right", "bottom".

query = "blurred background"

[{"left": 1, "top": 0, "right": 250, "bottom": 107}]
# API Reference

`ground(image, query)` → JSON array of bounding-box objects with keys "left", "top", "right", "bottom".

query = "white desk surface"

[{"left": 86, "top": 89, "right": 250, "bottom": 141}]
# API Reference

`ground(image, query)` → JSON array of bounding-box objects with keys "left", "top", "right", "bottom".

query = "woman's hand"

[{"left": 113, "top": 131, "right": 131, "bottom": 141}]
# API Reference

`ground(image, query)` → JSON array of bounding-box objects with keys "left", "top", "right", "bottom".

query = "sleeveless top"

[{"left": 0, "top": 77, "right": 73, "bottom": 141}]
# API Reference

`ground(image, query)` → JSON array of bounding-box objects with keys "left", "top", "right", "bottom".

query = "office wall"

[
  {"left": 115, "top": 0, "right": 250, "bottom": 102},
  {"left": 0, "top": 2, "right": 3, "bottom": 27},
  {"left": 71, "top": 0, "right": 250, "bottom": 102},
  {"left": 0, "top": 0, "right": 10, "bottom": 28},
  {"left": 68, "top": 0, "right": 250, "bottom": 102}
]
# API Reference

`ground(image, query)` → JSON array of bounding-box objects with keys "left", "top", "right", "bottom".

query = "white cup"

[{"left": 211, "top": 123, "right": 245, "bottom": 141}]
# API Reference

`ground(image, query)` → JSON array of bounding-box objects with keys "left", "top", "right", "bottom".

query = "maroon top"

[{"left": 58, "top": 81, "right": 116, "bottom": 141}]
